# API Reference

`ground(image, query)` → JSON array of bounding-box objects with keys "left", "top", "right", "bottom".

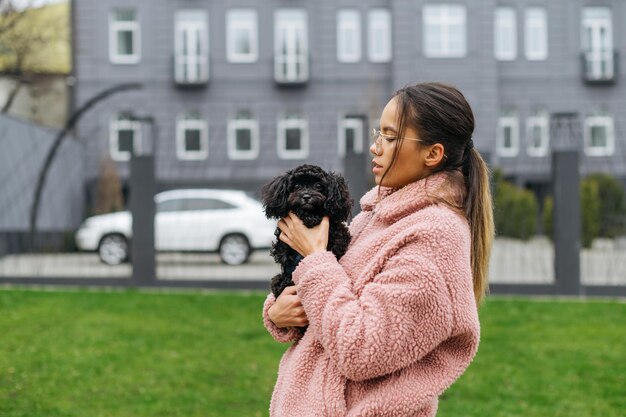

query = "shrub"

[
  {"left": 581, "top": 179, "right": 601, "bottom": 248},
  {"left": 493, "top": 170, "right": 538, "bottom": 240},
  {"left": 587, "top": 174, "right": 626, "bottom": 238}
]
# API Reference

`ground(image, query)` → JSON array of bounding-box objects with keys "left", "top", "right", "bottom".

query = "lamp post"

[
  {"left": 550, "top": 112, "right": 582, "bottom": 295},
  {"left": 128, "top": 113, "right": 158, "bottom": 286}
]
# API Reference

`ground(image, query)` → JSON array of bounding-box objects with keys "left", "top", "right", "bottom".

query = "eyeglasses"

[{"left": 371, "top": 128, "right": 422, "bottom": 154}]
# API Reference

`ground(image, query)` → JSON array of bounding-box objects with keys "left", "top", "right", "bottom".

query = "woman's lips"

[{"left": 372, "top": 160, "right": 383, "bottom": 173}]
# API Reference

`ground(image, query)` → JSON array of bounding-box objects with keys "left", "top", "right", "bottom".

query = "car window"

[
  {"left": 181, "top": 198, "right": 237, "bottom": 211},
  {"left": 157, "top": 199, "right": 183, "bottom": 213}
]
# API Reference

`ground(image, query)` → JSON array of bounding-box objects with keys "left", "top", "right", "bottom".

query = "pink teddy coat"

[{"left": 262, "top": 170, "right": 480, "bottom": 417}]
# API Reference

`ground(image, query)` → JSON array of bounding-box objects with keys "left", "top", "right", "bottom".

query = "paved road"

[
  {"left": 1, "top": 238, "right": 625, "bottom": 286},
  {"left": 0, "top": 251, "right": 279, "bottom": 281}
]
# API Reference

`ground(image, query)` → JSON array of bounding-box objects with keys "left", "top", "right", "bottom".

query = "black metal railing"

[{"left": 581, "top": 50, "right": 618, "bottom": 85}]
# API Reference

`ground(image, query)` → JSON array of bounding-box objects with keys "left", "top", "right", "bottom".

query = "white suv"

[{"left": 75, "top": 189, "right": 276, "bottom": 265}]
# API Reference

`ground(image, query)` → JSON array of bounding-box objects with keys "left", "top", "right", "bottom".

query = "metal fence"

[{"left": 1, "top": 113, "right": 625, "bottom": 298}]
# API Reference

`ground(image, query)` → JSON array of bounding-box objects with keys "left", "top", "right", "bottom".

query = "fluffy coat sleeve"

[
  {"left": 292, "top": 236, "right": 456, "bottom": 382},
  {"left": 262, "top": 293, "right": 305, "bottom": 343}
]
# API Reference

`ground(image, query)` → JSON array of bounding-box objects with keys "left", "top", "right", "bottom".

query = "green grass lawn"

[{"left": 0, "top": 288, "right": 624, "bottom": 417}]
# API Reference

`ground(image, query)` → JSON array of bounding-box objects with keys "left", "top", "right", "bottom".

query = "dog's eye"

[
  {"left": 314, "top": 183, "right": 323, "bottom": 190},
  {"left": 293, "top": 184, "right": 301, "bottom": 190}
]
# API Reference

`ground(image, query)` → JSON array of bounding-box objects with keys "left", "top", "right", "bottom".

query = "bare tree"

[
  {"left": 0, "top": 1, "right": 29, "bottom": 35},
  {"left": 0, "top": 0, "right": 64, "bottom": 113}
]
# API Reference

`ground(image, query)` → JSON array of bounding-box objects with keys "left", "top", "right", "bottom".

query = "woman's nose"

[{"left": 370, "top": 141, "right": 379, "bottom": 156}]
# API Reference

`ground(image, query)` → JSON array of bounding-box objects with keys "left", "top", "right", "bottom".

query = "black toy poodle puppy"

[{"left": 260, "top": 164, "right": 353, "bottom": 298}]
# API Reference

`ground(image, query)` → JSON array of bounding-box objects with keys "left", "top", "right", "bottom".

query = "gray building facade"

[{"left": 71, "top": 0, "right": 626, "bottom": 204}]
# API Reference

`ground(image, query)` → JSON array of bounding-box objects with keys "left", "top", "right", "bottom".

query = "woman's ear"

[
  {"left": 424, "top": 143, "right": 445, "bottom": 168},
  {"left": 260, "top": 174, "right": 290, "bottom": 218}
]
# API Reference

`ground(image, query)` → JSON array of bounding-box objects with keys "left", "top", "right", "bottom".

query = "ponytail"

[
  {"left": 390, "top": 82, "right": 495, "bottom": 307},
  {"left": 463, "top": 148, "right": 495, "bottom": 306}
]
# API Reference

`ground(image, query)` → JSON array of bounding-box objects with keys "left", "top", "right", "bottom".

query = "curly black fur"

[{"left": 260, "top": 164, "right": 353, "bottom": 298}]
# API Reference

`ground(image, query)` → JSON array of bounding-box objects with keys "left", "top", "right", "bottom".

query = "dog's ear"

[
  {"left": 260, "top": 174, "right": 291, "bottom": 218},
  {"left": 324, "top": 172, "right": 354, "bottom": 222}
]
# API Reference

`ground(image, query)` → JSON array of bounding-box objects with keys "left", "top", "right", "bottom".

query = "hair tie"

[{"left": 465, "top": 139, "right": 474, "bottom": 152}]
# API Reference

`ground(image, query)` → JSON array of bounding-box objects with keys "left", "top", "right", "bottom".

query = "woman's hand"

[
  {"left": 268, "top": 286, "right": 309, "bottom": 328},
  {"left": 277, "top": 212, "right": 329, "bottom": 257}
]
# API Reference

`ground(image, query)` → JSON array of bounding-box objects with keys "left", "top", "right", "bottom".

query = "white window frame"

[
  {"left": 584, "top": 116, "right": 615, "bottom": 157},
  {"left": 368, "top": 9, "right": 392, "bottom": 63},
  {"left": 582, "top": 8, "right": 614, "bottom": 80},
  {"left": 176, "top": 115, "right": 209, "bottom": 160},
  {"left": 497, "top": 116, "right": 519, "bottom": 157},
  {"left": 227, "top": 9, "right": 258, "bottom": 63},
  {"left": 109, "top": 9, "right": 141, "bottom": 64},
  {"left": 494, "top": 8, "right": 517, "bottom": 61},
  {"left": 110, "top": 114, "right": 142, "bottom": 161},
  {"left": 423, "top": 5, "right": 467, "bottom": 58},
  {"left": 175, "top": 10, "right": 209, "bottom": 84},
  {"left": 526, "top": 114, "right": 550, "bottom": 157},
  {"left": 228, "top": 117, "right": 260, "bottom": 160},
  {"left": 524, "top": 8, "right": 548, "bottom": 61},
  {"left": 274, "top": 10, "right": 308, "bottom": 83},
  {"left": 337, "top": 10, "right": 362, "bottom": 63},
  {"left": 338, "top": 117, "right": 364, "bottom": 158},
  {"left": 277, "top": 116, "right": 309, "bottom": 159}
]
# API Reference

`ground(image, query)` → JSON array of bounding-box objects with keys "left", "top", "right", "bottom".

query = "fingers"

[
  {"left": 296, "top": 318, "right": 309, "bottom": 327},
  {"left": 283, "top": 285, "right": 298, "bottom": 295},
  {"left": 282, "top": 212, "right": 304, "bottom": 232},
  {"left": 277, "top": 219, "right": 294, "bottom": 243},
  {"left": 284, "top": 213, "right": 296, "bottom": 228},
  {"left": 278, "top": 286, "right": 309, "bottom": 327},
  {"left": 279, "top": 232, "right": 294, "bottom": 247},
  {"left": 293, "top": 306, "right": 309, "bottom": 326},
  {"left": 277, "top": 220, "right": 291, "bottom": 239},
  {"left": 278, "top": 214, "right": 294, "bottom": 228},
  {"left": 277, "top": 219, "right": 287, "bottom": 234},
  {"left": 287, "top": 211, "right": 303, "bottom": 226}
]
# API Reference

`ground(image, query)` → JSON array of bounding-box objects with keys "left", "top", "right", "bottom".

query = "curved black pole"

[{"left": 29, "top": 82, "right": 143, "bottom": 251}]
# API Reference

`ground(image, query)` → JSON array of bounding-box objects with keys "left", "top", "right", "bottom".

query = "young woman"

[{"left": 262, "top": 82, "right": 494, "bottom": 417}]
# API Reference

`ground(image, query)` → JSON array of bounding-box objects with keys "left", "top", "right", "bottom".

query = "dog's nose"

[{"left": 302, "top": 194, "right": 311, "bottom": 202}]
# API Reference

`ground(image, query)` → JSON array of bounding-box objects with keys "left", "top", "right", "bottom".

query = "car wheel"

[
  {"left": 98, "top": 234, "right": 129, "bottom": 265},
  {"left": 219, "top": 234, "right": 251, "bottom": 265}
]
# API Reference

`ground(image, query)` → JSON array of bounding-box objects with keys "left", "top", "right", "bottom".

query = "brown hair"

[{"left": 379, "top": 82, "right": 494, "bottom": 306}]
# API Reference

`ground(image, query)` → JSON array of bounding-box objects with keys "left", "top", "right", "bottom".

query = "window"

[
  {"left": 494, "top": 8, "right": 517, "bottom": 61},
  {"left": 157, "top": 199, "right": 183, "bottom": 213},
  {"left": 110, "top": 112, "right": 141, "bottom": 161},
  {"left": 277, "top": 114, "right": 308, "bottom": 159},
  {"left": 368, "top": 9, "right": 391, "bottom": 62},
  {"left": 582, "top": 8, "right": 613, "bottom": 80},
  {"left": 525, "top": 8, "right": 547, "bottom": 60},
  {"left": 181, "top": 198, "right": 236, "bottom": 211},
  {"left": 227, "top": 9, "right": 258, "bottom": 63},
  {"left": 175, "top": 10, "right": 209, "bottom": 84},
  {"left": 526, "top": 112, "right": 549, "bottom": 157},
  {"left": 584, "top": 115, "right": 614, "bottom": 156},
  {"left": 228, "top": 111, "right": 259, "bottom": 160},
  {"left": 497, "top": 115, "right": 519, "bottom": 157},
  {"left": 338, "top": 117, "right": 364, "bottom": 158},
  {"left": 109, "top": 9, "right": 140, "bottom": 64},
  {"left": 275, "top": 10, "right": 308, "bottom": 83},
  {"left": 337, "top": 10, "right": 361, "bottom": 63},
  {"left": 423, "top": 5, "right": 466, "bottom": 58},
  {"left": 176, "top": 112, "right": 208, "bottom": 160}
]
